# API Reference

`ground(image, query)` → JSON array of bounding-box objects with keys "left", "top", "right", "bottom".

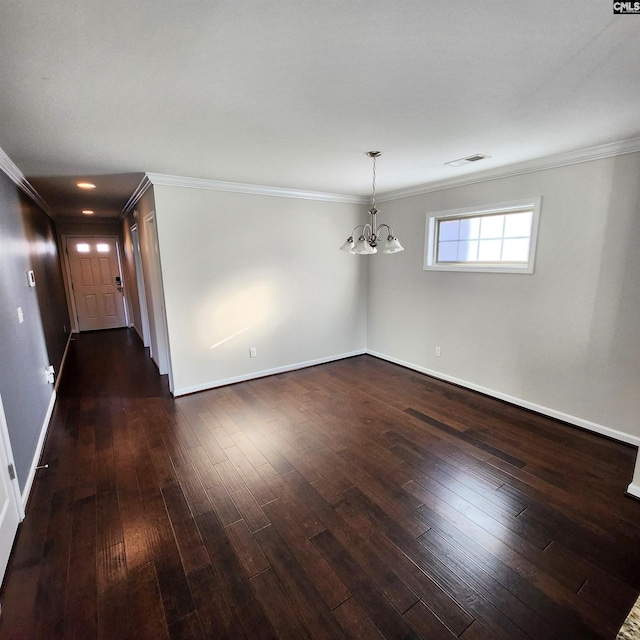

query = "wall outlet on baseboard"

[
  {"left": 435, "top": 346, "right": 441, "bottom": 357},
  {"left": 249, "top": 347, "right": 257, "bottom": 358}
]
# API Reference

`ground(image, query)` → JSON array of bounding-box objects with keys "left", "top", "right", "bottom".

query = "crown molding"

[
  {"left": 9, "top": 135, "right": 640, "bottom": 221},
  {"left": 144, "top": 172, "right": 367, "bottom": 205},
  {"left": 0, "top": 146, "right": 55, "bottom": 218},
  {"left": 121, "top": 174, "right": 153, "bottom": 217},
  {"left": 376, "top": 136, "right": 640, "bottom": 203},
  {"left": 141, "top": 136, "right": 640, "bottom": 206}
]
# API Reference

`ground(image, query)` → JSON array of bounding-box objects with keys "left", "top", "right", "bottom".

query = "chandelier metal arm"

[
  {"left": 375, "top": 222, "right": 395, "bottom": 238},
  {"left": 347, "top": 224, "right": 367, "bottom": 241}
]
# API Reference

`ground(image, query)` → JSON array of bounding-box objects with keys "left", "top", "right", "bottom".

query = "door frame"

[
  {"left": 130, "top": 224, "right": 151, "bottom": 347},
  {"left": 0, "top": 392, "right": 25, "bottom": 522},
  {"left": 0, "top": 395, "right": 25, "bottom": 522},
  {"left": 0, "top": 392, "right": 23, "bottom": 586},
  {"left": 61, "top": 234, "right": 129, "bottom": 332},
  {"left": 142, "top": 212, "right": 173, "bottom": 390}
]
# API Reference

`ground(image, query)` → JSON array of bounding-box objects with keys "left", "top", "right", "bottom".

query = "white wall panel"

[
  {"left": 368, "top": 152, "right": 640, "bottom": 447},
  {"left": 152, "top": 186, "right": 368, "bottom": 394}
]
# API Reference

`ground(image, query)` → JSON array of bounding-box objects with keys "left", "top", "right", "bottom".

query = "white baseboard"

[
  {"left": 172, "top": 349, "right": 367, "bottom": 397},
  {"left": 627, "top": 483, "right": 640, "bottom": 499},
  {"left": 20, "top": 333, "right": 73, "bottom": 512},
  {"left": 53, "top": 332, "right": 73, "bottom": 394},
  {"left": 21, "top": 389, "right": 56, "bottom": 511},
  {"left": 367, "top": 350, "right": 640, "bottom": 448}
]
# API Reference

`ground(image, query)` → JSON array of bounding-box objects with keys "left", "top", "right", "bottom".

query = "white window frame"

[{"left": 424, "top": 197, "right": 541, "bottom": 274}]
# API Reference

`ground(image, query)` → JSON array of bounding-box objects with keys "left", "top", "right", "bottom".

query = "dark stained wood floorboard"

[{"left": 1, "top": 328, "right": 639, "bottom": 639}]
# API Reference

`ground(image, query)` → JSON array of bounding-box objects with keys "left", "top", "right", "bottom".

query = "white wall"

[
  {"left": 368, "top": 152, "right": 640, "bottom": 448},
  {"left": 152, "top": 185, "right": 368, "bottom": 395}
]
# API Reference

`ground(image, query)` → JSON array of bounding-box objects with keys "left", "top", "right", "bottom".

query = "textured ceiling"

[{"left": 1, "top": 1, "right": 639, "bottom": 217}]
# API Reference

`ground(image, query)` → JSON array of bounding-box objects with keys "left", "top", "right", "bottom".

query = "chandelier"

[{"left": 340, "top": 151, "right": 404, "bottom": 255}]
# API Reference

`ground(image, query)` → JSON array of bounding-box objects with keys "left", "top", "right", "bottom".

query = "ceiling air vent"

[{"left": 445, "top": 154, "right": 490, "bottom": 167}]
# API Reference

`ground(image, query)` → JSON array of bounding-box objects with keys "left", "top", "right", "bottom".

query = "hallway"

[{"left": 0, "top": 329, "right": 638, "bottom": 639}]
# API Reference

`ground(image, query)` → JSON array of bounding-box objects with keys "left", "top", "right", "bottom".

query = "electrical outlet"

[
  {"left": 435, "top": 346, "right": 441, "bottom": 357},
  {"left": 17, "top": 307, "right": 23, "bottom": 324},
  {"left": 249, "top": 347, "right": 257, "bottom": 358}
]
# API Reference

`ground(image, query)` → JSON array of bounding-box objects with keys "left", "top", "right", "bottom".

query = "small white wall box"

[
  {"left": 27, "top": 270, "right": 36, "bottom": 287},
  {"left": 46, "top": 365, "right": 55, "bottom": 384}
]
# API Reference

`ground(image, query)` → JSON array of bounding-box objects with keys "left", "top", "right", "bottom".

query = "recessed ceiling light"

[
  {"left": 77, "top": 182, "right": 96, "bottom": 189},
  {"left": 82, "top": 210, "right": 94, "bottom": 215},
  {"left": 445, "top": 154, "right": 490, "bottom": 167}
]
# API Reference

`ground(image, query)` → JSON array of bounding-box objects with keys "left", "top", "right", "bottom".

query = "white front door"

[
  {"left": 67, "top": 236, "right": 127, "bottom": 331},
  {"left": 0, "top": 393, "right": 22, "bottom": 584}
]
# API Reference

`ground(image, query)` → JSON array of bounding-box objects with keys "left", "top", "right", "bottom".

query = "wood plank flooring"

[{"left": 1, "top": 328, "right": 639, "bottom": 639}]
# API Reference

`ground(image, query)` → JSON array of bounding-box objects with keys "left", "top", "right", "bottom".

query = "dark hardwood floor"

[{"left": 0, "top": 328, "right": 638, "bottom": 639}]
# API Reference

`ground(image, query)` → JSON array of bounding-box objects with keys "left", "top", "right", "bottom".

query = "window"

[
  {"left": 76, "top": 242, "right": 111, "bottom": 253},
  {"left": 424, "top": 197, "right": 541, "bottom": 273}
]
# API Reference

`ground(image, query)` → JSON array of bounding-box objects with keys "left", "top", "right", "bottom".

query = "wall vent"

[{"left": 445, "top": 154, "right": 491, "bottom": 167}]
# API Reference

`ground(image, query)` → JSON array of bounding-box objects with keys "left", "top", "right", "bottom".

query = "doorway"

[{"left": 64, "top": 235, "right": 127, "bottom": 331}]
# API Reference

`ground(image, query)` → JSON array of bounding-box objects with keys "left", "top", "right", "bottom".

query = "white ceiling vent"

[{"left": 445, "top": 154, "right": 491, "bottom": 167}]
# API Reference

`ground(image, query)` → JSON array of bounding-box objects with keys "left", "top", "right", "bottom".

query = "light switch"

[{"left": 17, "top": 307, "right": 24, "bottom": 323}]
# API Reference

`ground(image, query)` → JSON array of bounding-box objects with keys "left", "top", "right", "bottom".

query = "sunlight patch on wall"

[
  {"left": 210, "top": 325, "right": 252, "bottom": 350},
  {"left": 194, "top": 277, "right": 282, "bottom": 352}
]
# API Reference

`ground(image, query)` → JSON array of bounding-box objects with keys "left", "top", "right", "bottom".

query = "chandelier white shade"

[{"left": 341, "top": 151, "right": 403, "bottom": 255}]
